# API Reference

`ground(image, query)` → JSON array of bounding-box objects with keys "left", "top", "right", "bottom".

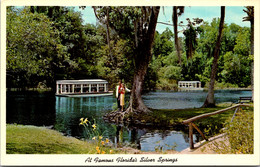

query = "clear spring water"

[{"left": 6, "top": 89, "right": 252, "bottom": 152}]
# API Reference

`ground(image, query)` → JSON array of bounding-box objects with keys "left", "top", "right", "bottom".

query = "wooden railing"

[{"left": 182, "top": 104, "right": 252, "bottom": 149}]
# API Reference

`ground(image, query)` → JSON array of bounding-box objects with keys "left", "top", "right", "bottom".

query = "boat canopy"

[
  {"left": 56, "top": 79, "right": 109, "bottom": 95},
  {"left": 178, "top": 81, "right": 201, "bottom": 88}
]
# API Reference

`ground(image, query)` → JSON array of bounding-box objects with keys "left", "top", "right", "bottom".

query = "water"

[
  {"left": 142, "top": 90, "right": 252, "bottom": 109},
  {"left": 6, "top": 90, "right": 252, "bottom": 152}
]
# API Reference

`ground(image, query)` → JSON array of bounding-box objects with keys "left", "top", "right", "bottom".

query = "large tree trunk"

[
  {"left": 126, "top": 7, "right": 160, "bottom": 113},
  {"left": 103, "top": 7, "right": 160, "bottom": 124},
  {"left": 173, "top": 6, "right": 182, "bottom": 64},
  {"left": 128, "top": 47, "right": 152, "bottom": 113},
  {"left": 250, "top": 16, "right": 254, "bottom": 102},
  {"left": 242, "top": 6, "right": 254, "bottom": 102},
  {"left": 202, "top": 6, "right": 225, "bottom": 108}
]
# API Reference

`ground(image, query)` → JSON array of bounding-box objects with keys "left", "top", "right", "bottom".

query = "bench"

[{"left": 238, "top": 96, "right": 252, "bottom": 103}]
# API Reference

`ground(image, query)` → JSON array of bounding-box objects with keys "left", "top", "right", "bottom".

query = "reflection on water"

[
  {"left": 6, "top": 91, "right": 56, "bottom": 126},
  {"left": 7, "top": 90, "right": 252, "bottom": 152},
  {"left": 139, "top": 130, "right": 198, "bottom": 151},
  {"left": 51, "top": 95, "right": 203, "bottom": 151},
  {"left": 55, "top": 96, "right": 116, "bottom": 138}
]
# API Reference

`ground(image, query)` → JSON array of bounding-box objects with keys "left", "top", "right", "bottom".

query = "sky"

[{"left": 75, "top": 6, "right": 250, "bottom": 34}]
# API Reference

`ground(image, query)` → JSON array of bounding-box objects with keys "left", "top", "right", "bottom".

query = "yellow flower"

[
  {"left": 92, "top": 137, "right": 96, "bottom": 140},
  {"left": 92, "top": 124, "right": 97, "bottom": 130},
  {"left": 79, "top": 118, "right": 85, "bottom": 125},
  {"left": 96, "top": 146, "right": 99, "bottom": 151},
  {"left": 84, "top": 118, "right": 88, "bottom": 124},
  {"left": 109, "top": 150, "right": 113, "bottom": 154},
  {"left": 101, "top": 151, "right": 105, "bottom": 154},
  {"left": 97, "top": 149, "right": 101, "bottom": 154},
  {"left": 101, "top": 141, "right": 105, "bottom": 145},
  {"left": 105, "top": 138, "right": 109, "bottom": 143},
  {"left": 99, "top": 136, "right": 103, "bottom": 140}
]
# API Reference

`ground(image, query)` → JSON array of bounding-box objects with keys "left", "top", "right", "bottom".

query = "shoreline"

[
  {"left": 7, "top": 87, "right": 252, "bottom": 92},
  {"left": 6, "top": 124, "right": 228, "bottom": 154}
]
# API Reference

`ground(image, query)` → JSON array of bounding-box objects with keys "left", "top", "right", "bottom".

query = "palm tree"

[
  {"left": 243, "top": 6, "right": 254, "bottom": 102},
  {"left": 202, "top": 6, "right": 225, "bottom": 107},
  {"left": 172, "top": 6, "right": 184, "bottom": 64}
]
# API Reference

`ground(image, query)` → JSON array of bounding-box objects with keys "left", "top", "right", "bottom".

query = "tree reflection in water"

[{"left": 7, "top": 90, "right": 251, "bottom": 152}]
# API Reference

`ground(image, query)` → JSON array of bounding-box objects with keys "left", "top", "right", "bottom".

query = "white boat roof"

[
  {"left": 178, "top": 81, "right": 201, "bottom": 83},
  {"left": 56, "top": 79, "right": 108, "bottom": 84}
]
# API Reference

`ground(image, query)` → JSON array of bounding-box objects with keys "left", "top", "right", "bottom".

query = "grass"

[
  {"left": 6, "top": 124, "right": 122, "bottom": 154},
  {"left": 132, "top": 103, "right": 228, "bottom": 126},
  {"left": 131, "top": 103, "right": 253, "bottom": 137}
]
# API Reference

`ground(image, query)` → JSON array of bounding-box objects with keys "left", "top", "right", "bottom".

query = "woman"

[
  {"left": 119, "top": 83, "right": 126, "bottom": 112},
  {"left": 115, "top": 80, "right": 122, "bottom": 110}
]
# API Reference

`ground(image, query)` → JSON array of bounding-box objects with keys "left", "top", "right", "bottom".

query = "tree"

[
  {"left": 96, "top": 37, "right": 135, "bottom": 88},
  {"left": 6, "top": 7, "right": 70, "bottom": 89},
  {"left": 183, "top": 18, "right": 203, "bottom": 59},
  {"left": 30, "top": 6, "right": 96, "bottom": 80},
  {"left": 127, "top": 7, "right": 161, "bottom": 113},
  {"left": 243, "top": 6, "right": 254, "bottom": 102},
  {"left": 172, "top": 6, "right": 184, "bottom": 64},
  {"left": 94, "top": 7, "right": 160, "bottom": 113},
  {"left": 152, "top": 28, "right": 174, "bottom": 59},
  {"left": 202, "top": 6, "right": 225, "bottom": 107}
]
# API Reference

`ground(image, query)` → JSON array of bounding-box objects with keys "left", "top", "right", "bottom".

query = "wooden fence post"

[
  {"left": 182, "top": 104, "right": 251, "bottom": 150},
  {"left": 191, "top": 122, "right": 208, "bottom": 141},
  {"left": 189, "top": 123, "right": 194, "bottom": 149},
  {"left": 231, "top": 107, "right": 239, "bottom": 122}
]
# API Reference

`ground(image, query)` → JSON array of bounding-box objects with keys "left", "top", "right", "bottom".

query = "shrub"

[
  {"left": 212, "top": 108, "right": 253, "bottom": 154},
  {"left": 225, "top": 110, "right": 253, "bottom": 153},
  {"left": 156, "top": 78, "right": 178, "bottom": 90}
]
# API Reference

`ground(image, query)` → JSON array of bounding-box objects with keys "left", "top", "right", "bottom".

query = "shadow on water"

[
  {"left": 6, "top": 89, "right": 252, "bottom": 152},
  {"left": 6, "top": 91, "right": 56, "bottom": 126}
]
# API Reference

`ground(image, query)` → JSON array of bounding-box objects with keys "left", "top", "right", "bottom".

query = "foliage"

[
  {"left": 79, "top": 117, "right": 101, "bottom": 139},
  {"left": 152, "top": 28, "right": 174, "bottom": 58},
  {"left": 156, "top": 78, "right": 178, "bottom": 90},
  {"left": 148, "top": 17, "right": 252, "bottom": 90},
  {"left": 79, "top": 118, "right": 113, "bottom": 154},
  {"left": 212, "top": 107, "right": 253, "bottom": 154},
  {"left": 6, "top": 7, "right": 70, "bottom": 89},
  {"left": 224, "top": 110, "right": 253, "bottom": 154},
  {"left": 243, "top": 6, "right": 254, "bottom": 23},
  {"left": 183, "top": 18, "right": 203, "bottom": 59},
  {"left": 206, "top": 81, "right": 239, "bottom": 89},
  {"left": 7, "top": 6, "right": 107, "bottom": 89},
  {"left": 6, "top": 6, "right": 253, "bottom": 91},
  {"left": 96, "top": 38, "right": 135, "bottom": 88},
  {"left": 162, "top": 65, "right": 182, "bottom": 80}
]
